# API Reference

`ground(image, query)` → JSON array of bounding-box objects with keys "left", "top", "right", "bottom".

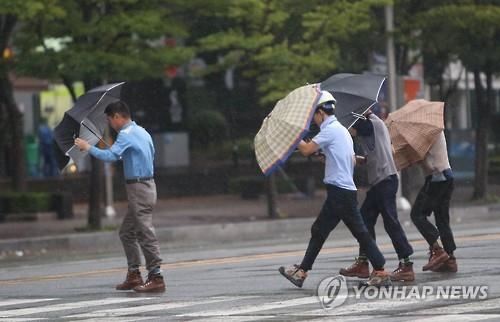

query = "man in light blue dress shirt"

[{"left": 75, "top": 101, "right": 165, "bottom": 293}]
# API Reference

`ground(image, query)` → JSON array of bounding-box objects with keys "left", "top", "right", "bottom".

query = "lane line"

[{"left": 1, "top": 233, "right": 499, "bottom": 286}]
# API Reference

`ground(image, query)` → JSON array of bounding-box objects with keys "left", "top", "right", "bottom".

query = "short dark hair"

[
  {"left": 104, "top": 101, "right": 131, "bottom": 118},
  {"left": 315, "top": 105, "right": 335, "bottom": 116}
]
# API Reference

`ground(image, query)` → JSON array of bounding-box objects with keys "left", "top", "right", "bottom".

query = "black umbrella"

[
  {"left": 53, "top": 82, "right": 125, "bottom": 169},
  {"left": 320, "top": 73, "right": 386, "bottom": 129}
]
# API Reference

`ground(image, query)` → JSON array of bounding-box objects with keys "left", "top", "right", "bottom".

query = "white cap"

[{"left": 317, "top": 91, "right": 336, "bottom": 109}]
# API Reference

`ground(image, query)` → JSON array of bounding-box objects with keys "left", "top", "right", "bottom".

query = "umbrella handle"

[{"left": 351, "top": 112, "right": 367, "bottom": 120}]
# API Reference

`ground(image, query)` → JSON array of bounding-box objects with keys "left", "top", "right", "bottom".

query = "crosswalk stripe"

[
  {"left": 0, "top": 297, "right": 151, "bottom": 318},
  {"left": 409, "top": 297, "right": 500, "bottom": 316},
  {"left": 177, "top": 296, "right": 319, "bottom": 317},
  {"left": 0, "top": 299, "right": 57, "bottom": 308},
  {"left": 301, "top": 316, "right": 383, "bottom": 322},
  {"left": 0, "top": 319, "right": 49, "bottom": 321},
  {"left": 185, "top": 316, "right": 277, "bottom": 322},
  {"left": 411, "top": 314, "right": 500, "bottom": 322},
  {"left": 290, "top": 297, "right": 433, "bottom": 316},
  {"left": 66, "top": 296, "right": 254, "bottom": 319},
  {"left": 73, "top": 317, "right": 157, "bottom": 322}
]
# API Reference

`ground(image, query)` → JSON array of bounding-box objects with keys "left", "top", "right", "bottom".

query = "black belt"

[{"left": 126, "top": 177, "right": 154, "bottom": 184}]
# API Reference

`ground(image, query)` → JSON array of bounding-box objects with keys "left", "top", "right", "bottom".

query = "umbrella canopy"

[
  {"left": 53, "top": 82, "right": 125, "bottom": 169},
  {"left": 320, "top": 73, "right": 386, "bottom": 128},
  {"left": 254, "top": 84, "right": 321, "bottom": 176},
  {"left": 385, "top": 99, "right": 444, "bottom": 170}
]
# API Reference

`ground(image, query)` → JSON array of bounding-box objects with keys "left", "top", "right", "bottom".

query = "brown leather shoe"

[
  {"left": 359, "top": 269, "right": 391, "bottom": 287},
  {"left": 134, "top": 274, "right": 166, "bottom": 293},
  {"left": 339, "top": 258, "right": 370, "bottom": 278},
  {"left": 432, "top": 256, "right": 457, "bottom": 273},
  {"left": 422, "top": 246, "right": 449, "bottom": 271},
  {"left": 116, "top": 270, "right": 143, "bottom": 290},
  {"left": 390, "top": 262, "right": 415, "bottom": 282}
]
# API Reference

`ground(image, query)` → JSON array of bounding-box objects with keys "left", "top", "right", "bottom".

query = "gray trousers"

[{"left": 120, "top": 180, "right": 162, "bottom": 272}]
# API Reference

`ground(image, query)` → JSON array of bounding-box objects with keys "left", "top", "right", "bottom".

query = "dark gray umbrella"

[
  {"left": 320, "top": 73, "right": 386, "bottom": 128},
  {"left": 53, "top": 82, "right": 125, "bottom": 169}
]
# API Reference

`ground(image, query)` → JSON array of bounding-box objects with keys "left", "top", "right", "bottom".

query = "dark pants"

[
  {"left": 410, "top": 176, "right": 456, "bottom": 254},
  {"left": 300, "top": 184, "right": 386, "bottom": 271},
  {"left": 360, "top": 175, "right": 413, "bottom": 259}
]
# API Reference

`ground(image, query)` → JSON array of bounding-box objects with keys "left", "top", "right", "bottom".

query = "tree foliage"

[
  {"left": 415, "top": 1, "right": 500, "bottom": 199},
  {"left": 195, "top": 0, "right": 387, "bottom": 106},
  {"left": 14, "top": 0, "right": 195, "bottom": 93}
]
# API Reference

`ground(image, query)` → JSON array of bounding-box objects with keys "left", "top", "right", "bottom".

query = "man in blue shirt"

[
  {"left": 279, "top": 91, "right": 390, "bottom": 288},
  {"left": 75, "top": 101, "right": 165, "bottom": 293}
]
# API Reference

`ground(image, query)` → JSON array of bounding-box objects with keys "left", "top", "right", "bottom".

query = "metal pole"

[
  {"left": 104, "top": 161, "right": 116, "bottom": 218},
  {"left": 385, "top": 4, "right": 397, "bottom": 115},
  {"left": 385, "top": 4, "right": 411, "bottom": 211}
]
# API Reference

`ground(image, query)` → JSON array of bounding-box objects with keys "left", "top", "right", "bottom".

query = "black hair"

[
  {"left": 104, "top": 101, "right": 131, "bottom": 118},
  {"left": 315, "top": 105, "right": 335, "bottom": 116}
]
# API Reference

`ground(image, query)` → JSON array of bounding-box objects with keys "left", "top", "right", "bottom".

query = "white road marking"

[
  {"left": 0, "top": 319, "right": 49, "bottom": 322},
  {"left": 177, "top": 296, "right": 319, "bottom": 317},
  {"left": 0, "top": 299, "right": 57, "bottom": 308},
  {"left": 290, "top": 297, "right": 432, "bottom": 316},
  {"left": 66, "top": 296, "right": 253, "bottom": 318},
  {"left": 408, "top": 297, "right": 500, "bottom": 316},
  {"left": 73, "top": 317, "right": 156, "bottom": 322},
  {"left": 411, "top": 314, "right": 500, "bottom": 322},
  {"left": 0, "top": 297, "right": 151, "bottom": 318},
  {"left": 186, "top": 316, "right": 277, "bottom": 322}
]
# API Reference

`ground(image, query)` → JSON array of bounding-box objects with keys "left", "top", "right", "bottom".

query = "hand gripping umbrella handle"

[{"left": 81, "top": 122, "right": 111, "bottom": 147}]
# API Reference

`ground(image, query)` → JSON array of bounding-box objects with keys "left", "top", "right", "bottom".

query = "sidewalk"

[{"left": 0, "top": 185, "right": 499, "bottom": 260}]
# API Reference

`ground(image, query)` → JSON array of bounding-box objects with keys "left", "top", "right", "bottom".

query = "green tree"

[
  {"left": 416, "top": 1, "right": 500, "bottom": 199},
  {"left": 0, "top": 1, "right": 65, "bottom": 191},
  {"left": 194, "top": 0, "right": 387, "bottom": 217},
  {"left": 196, "top": 0, "right": 387, "bottom": 106},
  {"left": 10, "top": 0, "right": 194, "bottom": 228}
]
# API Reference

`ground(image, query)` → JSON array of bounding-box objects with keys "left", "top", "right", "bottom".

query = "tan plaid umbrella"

[
  {"left": 254, "top": 84, "right": 321, "bottom": 175},
  {"left": 385, "top": 99, "right": 445, "bottom": 170}
]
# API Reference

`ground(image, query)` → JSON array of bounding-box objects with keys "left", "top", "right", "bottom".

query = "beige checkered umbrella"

[
  {"left": 254, "top": 84, "right": 321, "bottom": 175},
  {"left": 385, "top": 99, "right": 444, "bottom": 170}
]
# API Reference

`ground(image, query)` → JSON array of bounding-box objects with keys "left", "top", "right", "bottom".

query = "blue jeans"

[
  {"left": 360, "top": 174, "right": 413, "bottom": 259},
  {"left": 300, "top": 184, "right": 386, "bottom": 271}
]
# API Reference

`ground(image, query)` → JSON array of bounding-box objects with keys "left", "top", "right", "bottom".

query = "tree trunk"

[
  {"left": 88, "top": 156, "right": 103, "bottom": 229},
  {"left": 0, "top": 15, "right": 26, "bottom": 191},
  {"left": 84, "top": 79, "right": 104, "bottom": 229},
  {"left": 472, "top": 69, "right": 490, "bottom": 200},
  {"left": 266, "top": 173, "right": 278, "bottom": 218},
  {"left": 0, "top": 71, "right": 26, "bottom": 192}
]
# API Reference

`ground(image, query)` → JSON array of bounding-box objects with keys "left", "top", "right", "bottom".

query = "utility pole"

[{"left": 385, "top": 4, "right": 411, "bottom": 211}]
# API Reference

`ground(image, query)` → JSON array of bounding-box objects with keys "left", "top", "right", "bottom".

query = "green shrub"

[
  {"left": 0, "top": 192, "right": 52, "bottom": 213},
  {"left": 228, "top": 175, "right": 306, "bottom": 198},
  {"left": 228, "top": 176, "right": 264, "bottom": 199},
  {"left": 188, "top": 110, "right": 228, "bottom": 146}
]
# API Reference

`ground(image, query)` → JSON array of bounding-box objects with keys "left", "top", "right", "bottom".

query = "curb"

[
  {"left": 0, "top": 203, "right": 498, "bottom": 258},
  {"left": 0, "top": 217, "right": 316, "bottom": 257}
]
